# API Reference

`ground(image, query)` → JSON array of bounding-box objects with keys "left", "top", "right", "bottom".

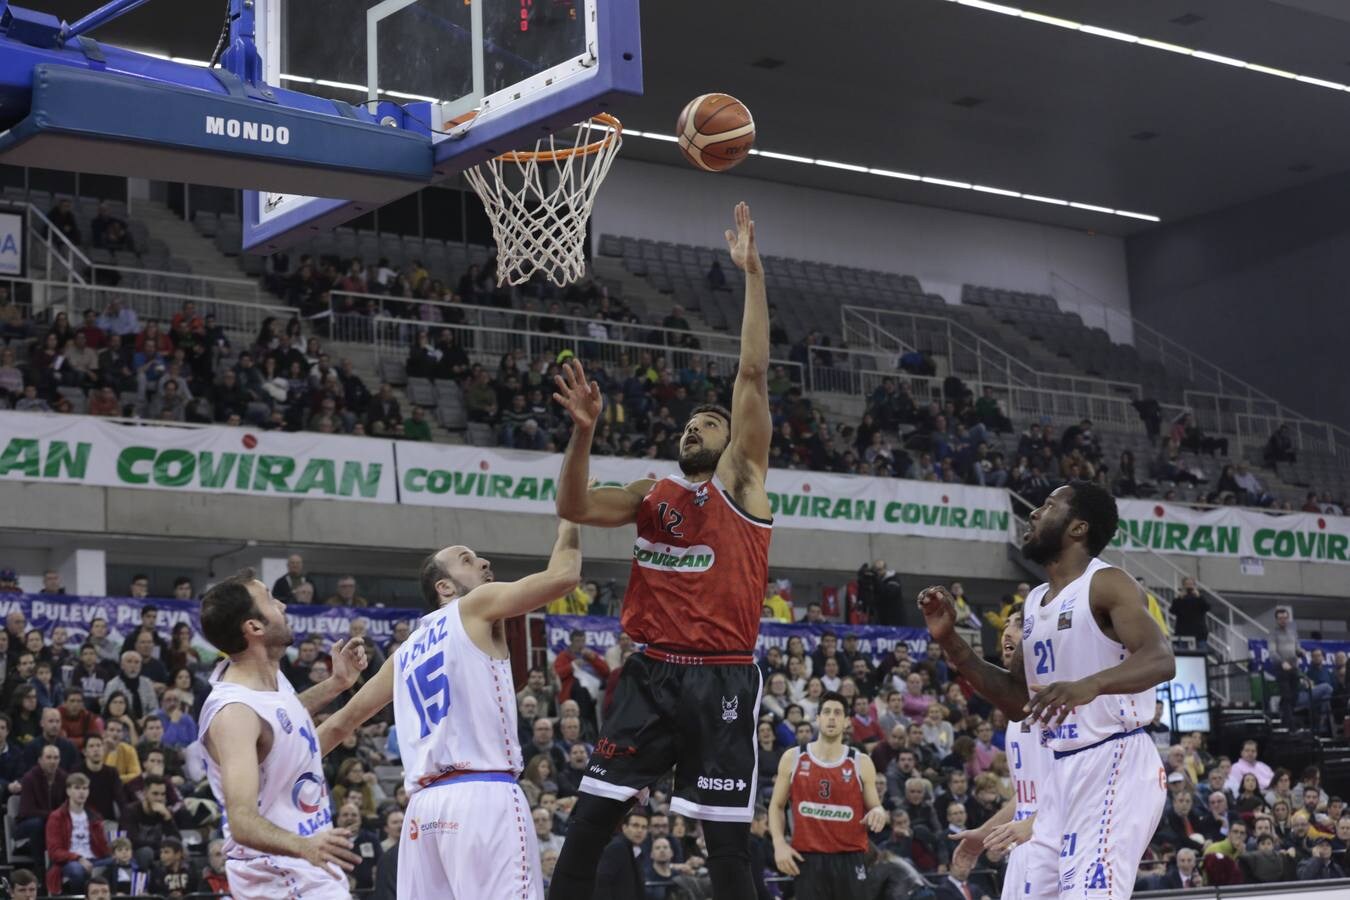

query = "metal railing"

[
  {"left": 18, "top": 200, "right": 262, "bottom": 301},
  {"left": 842, "top": 305, "right": 1141, "bottom": 400},
  {"left": 362, "top": 314, "right": 805, "bottom": 388},
  {"left": 1184, "top": 390, "right": 1350, "bottom": 467},
  {"left": 14, "top": 277, "right": 293, "bottom": 343},
  {"left": 1007, "top": 490, "right": 1268, "bottom": 705},
  {"left": 329, "top": 289, "right": 761, "bottom": 363},
  {"left": 1047, "top": 274, "right": 1350, "bottom": 464}
]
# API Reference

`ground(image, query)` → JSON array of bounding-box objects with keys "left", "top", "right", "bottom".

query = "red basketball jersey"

[
  {"left": 789, "top": 745, "right": 869, "bottom": 854},
  {"left": 621, "top": 474, "right": 771, "bottom": 652}
]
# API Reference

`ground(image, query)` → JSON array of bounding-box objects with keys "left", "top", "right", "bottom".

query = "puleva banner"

[
  {"left": 0, "top": 592, "right": 421, "bottom": 652},
  {"left": 1114, "top": 499, "right": 1350, "bottom": 566},
  {"left": 545, "top": 614, "right": 932, "bottom": 663},
  {"left": 0, "top": 412, "right": 1014, "bottom": 542}
]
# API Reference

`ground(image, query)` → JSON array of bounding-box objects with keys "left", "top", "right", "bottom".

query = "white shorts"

[
  {"left": 225, "top": 854, "right": 350, "bottom": 900},
  {"left": 1002, "top": 840, "right": 1030, "bottom": 900},
  {"left": 1021, "top": 729, "right": 1166, "bottom": 900},
  {"left": 398, "top": 774, "right": 543, "bottom": 900}
]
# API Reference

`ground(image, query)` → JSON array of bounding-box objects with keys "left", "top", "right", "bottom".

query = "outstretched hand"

[
  {"left": 328, "top": 638, "right": 368, "bottom": 690},
  {"left": 916, "top": 586, "right": 959, "bottom": 642},
  {"left": 552, "top": 358, "right": 602, "bottom": 431},
  {"left": 725, "top": 201, "right": 761, "bottom": 274}
]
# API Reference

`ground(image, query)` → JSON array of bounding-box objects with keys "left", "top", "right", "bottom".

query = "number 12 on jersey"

[
  {"left": 404, "top": 651, "right": 451, "bottom": 738},
  {"left": 1032, "top": 639, "right": 1056, "bottom": 675}
]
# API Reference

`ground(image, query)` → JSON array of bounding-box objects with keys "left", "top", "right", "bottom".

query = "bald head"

[{"left": 419, "top": 544, "right": 492, "bottom": 609}]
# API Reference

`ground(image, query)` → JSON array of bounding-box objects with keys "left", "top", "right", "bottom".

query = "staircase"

[{"left": 134, "top": 202, "right": 261, "bottom": 303}]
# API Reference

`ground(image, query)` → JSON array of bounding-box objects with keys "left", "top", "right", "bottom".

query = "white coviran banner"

[
  {"left": 1114, "top": 499, "right": 1350, "bottom": 565},
  {"left": 0, "top": 411, "right": 397, "bottom": 503},
  {"left": 396, "top": 441, "right": 1015, "bottom": 541}
]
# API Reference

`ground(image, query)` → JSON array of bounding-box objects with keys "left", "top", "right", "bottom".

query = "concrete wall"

[
  {"left": 2, "top": 480, "right": 1022, "bottom": 582},
  {"left": 7, "top": 481, "right": 1345, "bottom": 599},
  {"left": 591, "top": 159, "right": 1134, "bottom": 341}
]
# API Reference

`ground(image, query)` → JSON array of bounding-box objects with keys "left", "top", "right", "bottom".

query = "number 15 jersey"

[{"left": 393, "top": 600, "right": 524, "bottom": 797}]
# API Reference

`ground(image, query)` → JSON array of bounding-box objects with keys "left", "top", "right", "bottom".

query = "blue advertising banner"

[
  {"left": 2, "top": 592, "right": 421, "bottom": 654},
  {"left": 1248, "top": 638, "right": 1350, "bottom": 672},
  {"left": 545, "top": 614, "right": 932, "bottom": 665}
]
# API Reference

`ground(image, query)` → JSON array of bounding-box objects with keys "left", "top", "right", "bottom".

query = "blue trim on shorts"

[
  {"left": 425, "top": 772, "right": 518, "bottom": 788},
  {"left": 1051, "top": 726, "right": 1147, "bottom": 760}
]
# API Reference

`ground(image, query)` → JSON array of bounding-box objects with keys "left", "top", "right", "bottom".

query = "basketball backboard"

[{"left": 244, "top": 0, "right": 640, "bottom": 252}]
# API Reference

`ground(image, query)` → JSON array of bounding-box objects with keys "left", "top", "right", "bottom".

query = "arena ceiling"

[{"left": 28, "top": 0, "right": 1350, "bottom": 236}]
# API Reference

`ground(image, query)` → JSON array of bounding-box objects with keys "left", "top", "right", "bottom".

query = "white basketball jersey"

[
  {"left": 1021, "top": 557, "right": 1155, "bottom": 753},
  {"left": 393, "top": 600, "right": 524, "bottom": 796},
  {"left": 1005, "top": 719, "right": 1047, "bottom": 821},
  {"left": 199, "top": 664, "right": 340, "bottom": 869}
]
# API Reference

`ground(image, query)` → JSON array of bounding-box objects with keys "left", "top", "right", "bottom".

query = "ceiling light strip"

[
  {"left": 622, "top": 132, "right": 1156, "bottom": 222},
  {"left": 943, "top": 0, "right": 1350, "bottom": 94}
]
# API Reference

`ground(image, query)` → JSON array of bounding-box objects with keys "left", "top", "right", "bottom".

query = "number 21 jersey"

[
  {"left": 1021, "top": 557, "right": 1155, "bottom": 753},
  {"left": 393, "top": 600, "right": 523, "bottom": 797}
]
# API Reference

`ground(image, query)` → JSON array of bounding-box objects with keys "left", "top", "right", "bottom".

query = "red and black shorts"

[{"left": 578, "top": 647, "right": 763, "bottom": 822}]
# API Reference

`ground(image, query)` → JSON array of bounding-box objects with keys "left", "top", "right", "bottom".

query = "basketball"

[{"left": 676, "top": 93, "right": 755, "bottom": 172}]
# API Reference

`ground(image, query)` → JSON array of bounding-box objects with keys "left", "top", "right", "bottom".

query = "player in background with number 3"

[
  {"left": 321, "top": 520, "right": 582, "bottom": 900},
  {"left": 917, "top": 481, "right": 1174, "bottom": 900}
]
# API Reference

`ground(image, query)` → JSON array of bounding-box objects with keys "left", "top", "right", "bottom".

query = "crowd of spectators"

[
  {"left": 0, "top": 555, "right": 1348, "bottom": 898},
  {"left": 5, "top": 245, "right": 1348, "bottom": 516}
]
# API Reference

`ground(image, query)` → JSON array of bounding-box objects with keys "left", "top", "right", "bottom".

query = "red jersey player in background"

[
  {"left": 769, "top": 691, "right": 887, "bottom": 900},
  {"left": 548, "top": 202, "right": 773, "bottom": 899}
]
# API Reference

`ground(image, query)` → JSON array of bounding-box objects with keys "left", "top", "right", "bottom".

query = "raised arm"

[
  {"left": 296, "top": 638, "right": 367, "bottom": 719},
  {"left": 316, "top": 654, "right": 396, "bottom": 755},
  {"left": 918, "top": 586, "right": 1030, "bottom": 722},
  {"left": 1026, "top": 567, "right": 1175, "bottom": 725},
  {"left": 205, "top": 704, "right": 361, "bottom": 873},
  {"left": 723, "top": 202, "right": 771, "bottom": 478},
  {"left": 460, "top": 520, "right": 582, "bottom": 623},
  {"left": 553, "top": 358, "right": 652, "bottom": 526}
]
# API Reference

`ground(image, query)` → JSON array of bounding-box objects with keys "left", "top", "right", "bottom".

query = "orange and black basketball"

[{"left": 676, "top": 93, "right": 755, "bottom": 172}]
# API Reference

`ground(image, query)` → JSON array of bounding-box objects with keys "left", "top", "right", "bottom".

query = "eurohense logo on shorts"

[
  {"left": 407, "top": 817, "right": 459, "bottom": 840},
  {"left": 697, "top": 776, "right": 747, "bottom": 792},
  {"left": 796, "top": 801, "right": 855, "bottom": 821},
  {"left": 632, "top": 537, "right": 714, "bottom": 572}
]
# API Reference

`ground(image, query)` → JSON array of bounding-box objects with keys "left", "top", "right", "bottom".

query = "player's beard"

[
  {"left": 678, "top": 444, "right": 721, "bottom": 476},
  {"left": 1022, "top": 517, "right": 1068, "bottom": 565}
]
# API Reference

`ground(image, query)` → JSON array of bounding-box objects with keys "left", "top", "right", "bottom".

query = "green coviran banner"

[
  {"left": 1114, "top": 499, "right": 1350, "bottom": 565},
  {"left": 0, "top": 411, "right": 397, "bottom": 503},
  {"left": 396, "top": 441, "right": 1016, "bottom": 541},
  {"left": 0, "top": 412, "right": 1016, "bottom": 541}
]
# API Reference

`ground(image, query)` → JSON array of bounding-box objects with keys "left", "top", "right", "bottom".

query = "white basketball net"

[{"left": 463, "top": 113, "right": 623, "bottom": 287}]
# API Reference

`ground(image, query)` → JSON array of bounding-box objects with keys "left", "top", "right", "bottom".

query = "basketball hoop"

[{"left": 463, "top": 112, "right": 623, "bottom": 287}]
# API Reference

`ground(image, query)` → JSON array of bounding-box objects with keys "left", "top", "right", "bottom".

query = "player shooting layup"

[
  {"left": 321, "top": 521, "right": 582, "bottom": 899},
  {"left": 548, "top": 202, "right": 773, "bottom": 900},
  {"left": 198, "top": 571, "right": 369, "bottom": 899},
  {"left": 919, "top": 482, "right": 1173, "bottom": 900},
  {"left": 950, "top": 609, "right": 1049, "bottom": 900}
]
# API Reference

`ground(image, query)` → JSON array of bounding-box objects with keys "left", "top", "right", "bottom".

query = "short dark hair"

[
  {"left": 200, "top": 570, "right": 262, "bottom": 655},
  {"left": 1066, "top": 480, "right": 1119, "bottom": 557},
  {"left": 131, "top": 574, "right": 149, "bottom": 585},
  {"left": 142, "top": 773, "right": 166, "bottom": 791},
  {"left": 419, "top": 551, "right": 448, "bottom": 611},
  {"left": 819, "top": 690, "right": 849, "bottom": 716},
  {"left": 688, "top": 403, "right": 731, "bottom": 434},
  {"left": 10, "top": 869, "right": 36, "bottom": 887},
  {"left": 623, "top": 809, "right": 649, "bottom": 826},
  {"left": 173, "top": 576, "right": 192, "bottom": 588},
  {"left": 88, "top": 876, "right": 111, "bottom": 889},
  {"left": 140, "top": 603, "right": 157, "bottom": 615}
]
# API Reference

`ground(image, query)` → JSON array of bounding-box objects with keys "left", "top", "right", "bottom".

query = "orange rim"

[{"left": 452, "top": 111, "right": 622, "bottom": 163}]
